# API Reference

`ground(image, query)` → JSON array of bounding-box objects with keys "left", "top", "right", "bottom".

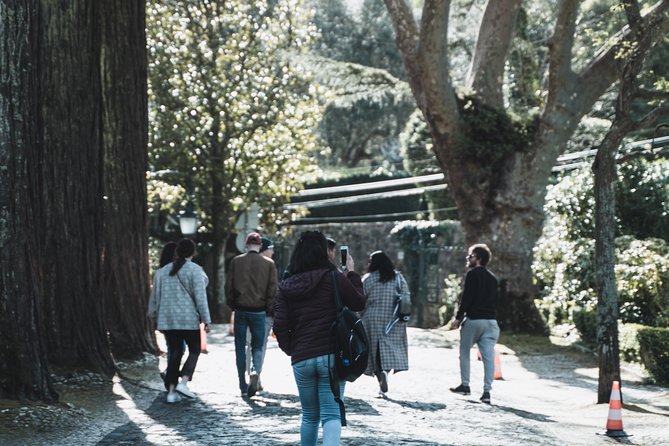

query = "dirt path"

[{"left": 1, "top": 325, "right": 667, "bottom": 445}]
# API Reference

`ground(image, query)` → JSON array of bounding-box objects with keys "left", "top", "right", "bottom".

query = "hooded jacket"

[{"left": 273, "top": 267, "right": 366, "bottom": 364}]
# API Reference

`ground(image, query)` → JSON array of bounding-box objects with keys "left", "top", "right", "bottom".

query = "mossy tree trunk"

[{"left": 384, "top": 0, "right": 669, "bottom": 332}]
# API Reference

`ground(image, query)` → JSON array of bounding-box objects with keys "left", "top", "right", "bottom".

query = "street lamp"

[{"left": 179, "top": 201, "right": 198, "bottom": 236}]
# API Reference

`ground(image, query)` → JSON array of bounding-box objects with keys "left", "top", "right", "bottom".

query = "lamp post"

[{"left": 179, "top": 201, "right": 198, "bottom": 236}]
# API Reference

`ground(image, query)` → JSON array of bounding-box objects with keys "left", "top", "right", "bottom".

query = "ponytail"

[{"left": 169, "top": 239, "right": 196, "bottom": 276}]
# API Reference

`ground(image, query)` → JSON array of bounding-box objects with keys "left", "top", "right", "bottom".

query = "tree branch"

[
  {"left": 575, "top": 0, "right": 669, "bottom": 116},
  {"left": 465, "top": 0, "right": 522, "bottom": 108},
  {"left": 383, "top": 0, "right": 425, "bottom": 110},
  {"left": 546, "top": 0, "right": 579, "bottom": 108}
]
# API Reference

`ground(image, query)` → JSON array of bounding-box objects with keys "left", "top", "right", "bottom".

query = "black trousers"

[{"left": 163, "top": 329, "right": 201, "bottom": 388}]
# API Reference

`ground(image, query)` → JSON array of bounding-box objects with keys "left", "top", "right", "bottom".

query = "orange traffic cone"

[
  {"left": 605, "top": 381, "right": 628, "bottom": 437},
  {"left": 228, "top": 311, "right": 235, "bottom": 335},
  {"left": 199, "top": 322, "right": 208, "bottom": 354},
  {"left": 493, "top": 351, "right": 503, "bottom": 380}
]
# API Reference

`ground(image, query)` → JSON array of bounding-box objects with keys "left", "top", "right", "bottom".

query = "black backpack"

[{"left": 328, "top": 270, "right": 369, "bottom": 426}]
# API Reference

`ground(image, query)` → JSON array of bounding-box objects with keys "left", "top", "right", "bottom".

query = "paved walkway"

[{"left": 2, "top": 325, "right": 668, "bottom": 445}]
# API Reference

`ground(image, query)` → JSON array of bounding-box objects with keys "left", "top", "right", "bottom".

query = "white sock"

[{"left": 180, "top": 377, "right": 190, "bottom": 385}]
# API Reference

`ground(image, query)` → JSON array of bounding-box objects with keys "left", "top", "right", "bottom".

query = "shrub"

[
  {"left": 637, "top": 326, "right": 669, "bottom": 385},
  {"left": 572, "top": 308, "right": 597, "bottom": 348},
  {"left": 618, "top": 323, "right": 643, "bottom": 363}
]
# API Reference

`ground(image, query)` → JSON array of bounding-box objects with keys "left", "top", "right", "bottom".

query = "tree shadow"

[
  {"left": 96, "top": 393, "right": 298, "bottom": 445},
  {"left": 378, "top": 394, "right": 447, "bottom": 412}
]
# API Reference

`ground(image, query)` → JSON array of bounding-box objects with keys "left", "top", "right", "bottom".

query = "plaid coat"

[{"left": 361, "top": 271, "right": 409, "bottom": 375}]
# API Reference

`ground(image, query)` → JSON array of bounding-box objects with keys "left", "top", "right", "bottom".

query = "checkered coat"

[{"left": 361, "top": 271, "right": 409, "bottom": 375}]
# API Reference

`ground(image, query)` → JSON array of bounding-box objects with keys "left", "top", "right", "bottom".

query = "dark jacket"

[
  {"left": 225, "top": 251, "right": 278, "bottom": 315},
  {"left": 273, "top": 268, "right": 366, "bottom": 364},
  {"left": 456, "top": 266, "right": 498, "bottom": 321}
]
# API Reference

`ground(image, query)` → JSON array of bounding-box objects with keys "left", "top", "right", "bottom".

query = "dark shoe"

[
  {"left": 449, "top": 384, "right": 471, "bottom": 395},
  {"left": 480, "top": 391, "right": 491, "bottom": 404},
  {"left": 247, "top": 373, "right": 259, "bottom": 398},
  {"left": 379, "top": 371, "right": 389, "bottom": 393}
]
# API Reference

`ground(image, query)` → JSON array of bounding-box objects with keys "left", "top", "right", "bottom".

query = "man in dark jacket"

[
  {"left": 449, "top": 243, "right": 500, "bottom": 404},
  {"left": 226, "top": 232, "right": 278, "bottom": 397}
]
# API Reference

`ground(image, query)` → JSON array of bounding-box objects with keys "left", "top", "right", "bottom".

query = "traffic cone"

[
  {"left": 199, "top": 322, "right": 208, "bottom": 354},
  {"left": 228, "top": 311, "right": 235, "bottom": 335},
  {"left": 493, "top": 351, "right": 503, "bottom": 380},
  {"left": 605, "top": 381, "right": 628, "bottom": 437}
]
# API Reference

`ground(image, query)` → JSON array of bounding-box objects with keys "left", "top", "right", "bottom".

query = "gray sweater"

[{"left": 148, "top": 260, "right": 211, "bottom": 330}]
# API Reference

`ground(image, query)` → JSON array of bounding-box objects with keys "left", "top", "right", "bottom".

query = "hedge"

[
  {"left": 637, "top": 326, "right": 669, "bottom": 385},
  {"left": 574, "top": 316, "right": 669, "bottom": 385}
]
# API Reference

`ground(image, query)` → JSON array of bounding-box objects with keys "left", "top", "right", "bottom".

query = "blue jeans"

[
  {"left": 292, "top": 354, "right": 345, "bottom": 446},
  {"left": 459, "top": 318, "right": 500, "bottom": 392},
  {"left": 234, "top": 310, "right": 267, "bottom": 391}
]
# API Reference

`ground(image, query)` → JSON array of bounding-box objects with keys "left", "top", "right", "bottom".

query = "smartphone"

[{"left": 340, "top": 245, "right": 348, "bottom": 266}]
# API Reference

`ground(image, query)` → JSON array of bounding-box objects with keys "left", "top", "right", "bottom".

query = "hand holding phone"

[{"left": 340, "top": 245, "right": 348, "bottom": 267}]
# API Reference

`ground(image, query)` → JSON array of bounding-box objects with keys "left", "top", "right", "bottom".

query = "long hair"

[
  {"left": 159, "top": 241, "right": 177, "bottom": 268},
  {"left": 286, "top": 230, "right": 335, "bottom": 275},
  {"left": 368, "top": 250, "right": 396, "bottom": 283},
  {"left": 169, "top": 239, "right": 196, "bottom": 276}
]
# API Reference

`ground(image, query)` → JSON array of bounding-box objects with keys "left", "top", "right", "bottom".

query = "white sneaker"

[
  {"left": 176, "top": 382, "right": 196, "bottom": 399},
  {"left": 166, "top": 392, "right": 182, "bottom": 403}
]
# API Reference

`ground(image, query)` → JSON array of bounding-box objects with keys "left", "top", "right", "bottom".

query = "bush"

[
  {"left": 637, "top": 326, "right": 669, "bottom": 385},
  {"left": 534, "top": 166, "right": 669, "bottom": 328},
  {"left": 618, "top": 323, "right": 643, "bottom": 363},
  {"left": 572, "top": 308, "right": 597, "bottom": 348}
]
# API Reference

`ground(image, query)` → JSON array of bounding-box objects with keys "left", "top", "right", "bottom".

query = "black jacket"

[
  {"left": 456, "top": 266, "right": 498, "bottom": 321},
  {"left": 273, "top": 268, "right": 366, "bottom": 364}
]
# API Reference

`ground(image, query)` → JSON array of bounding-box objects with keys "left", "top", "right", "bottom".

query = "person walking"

[
  {"left": 244, "top": 236, "right": 277, "bottom": 392},
  {"left": 149, "top": 238, "right": 211, "bottom": 403},
  {"left": 226, "top": 232, "right": 278, "bottom": 397},
  {"left": 273, "top": 230, "right": 366, "bottom": 446},
  {"left": 360, "top": 250, "right": 410, "bottom": 395},
  {"left": 148, "top": 241, "right": 178, "bottom": 379},
  {"left": 449, "top": 243, "right": 500, "bottom": 404}
]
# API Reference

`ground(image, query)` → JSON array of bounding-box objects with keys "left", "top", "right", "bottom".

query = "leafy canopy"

[{"left": 147, "top": 0, "right": 322, "bottom": 232}]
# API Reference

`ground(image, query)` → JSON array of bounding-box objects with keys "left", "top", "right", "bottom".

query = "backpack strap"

[{"left": 327, "top": 270, "right": 347, "bottom": 426}]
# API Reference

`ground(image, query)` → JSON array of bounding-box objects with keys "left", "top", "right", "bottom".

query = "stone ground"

[{"left": 1, "top": 325, "right": 667, "bottom": 446}]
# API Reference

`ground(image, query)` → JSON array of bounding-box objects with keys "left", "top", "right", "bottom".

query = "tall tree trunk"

[
  {"left": 99, "top": 0, "right": 156, "bottom": 358},
  {"left": 0, "top": 0, "right": 57, "bottom": 400},
  {"left": 39, "top": 0, "right": 115, "bottom": 373},
  {"left": 593, "top": 140, "right": 621, "bottom": 404}
]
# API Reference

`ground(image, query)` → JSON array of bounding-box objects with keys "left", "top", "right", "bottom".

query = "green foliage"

[
  {"left": 391, "top": 220, "right": 464, "bottom": 252},
  {"left": 618, "top": 322, "right": 643, "bottom": 363},
  {"left": 441, "top": 274, "right": 462, "bottom": 322},
  {"left": 146, "top": 0, "right": 321, "bottom": 233},
  {"left": 455, "top": 96, "right": 538, "bottom": 181},
  {"left": 615, "top": 236, "right": 669, "bottom": 326},
  {"left": 637, "top": 326, "right": 669, "bottom": 385},
  {"left": 534, "top": 162, "right": 669, "bottom": 328},
  {"left": 308, "top": 0, "right": 405, "bottom": 80},
  {"left": 299, "top": 55, "right": 415, "bottom": 168},
  {"left": 617, "top": 160, "right": 669, "bottom": 241},
  {"left": 572, "top": 308, "right": 597, "bottom": 348}
]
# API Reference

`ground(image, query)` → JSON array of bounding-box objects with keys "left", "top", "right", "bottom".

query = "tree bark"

[
  {"left": 593, "top": 137, "right": 622, "bottom": 404},
  {"left": 99, "top": 0, "right": 156, "bottom": 358},
  {"left": 0, "top": 0, "right": 58, "bottom": 401},
  {"left": 384, "top": 0, "right": 669, "bottom": 332},
  {"left": 38, "top": 0, "right": 115, "bottom": 373}
]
